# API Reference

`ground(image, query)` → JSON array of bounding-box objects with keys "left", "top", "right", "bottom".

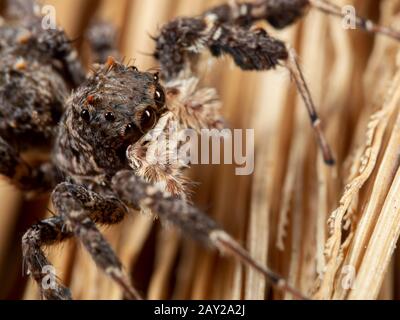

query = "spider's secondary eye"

[
  {"left": 125, "top": 123, "right": 135, "bottom": 132},
  {"left": 153, "top": 73, "right": 159, "bottom": 81},
  {"left": 139, "top": 108, "right": 157, "bottom": 132},
  {"left": 105, "top": 112, "right": 115, "bottom": 122},
  {"left": 80, "top": 109, "right": 90, "bottom": 122},
  {"left": 128, "top": 66, "right": 138, "bottom": 72},
  {"left": 154, "top": 86, "right": 165, "bottom": 108},
  {"left": 126, "top": 123, "right": 135, "bottom": 131}
]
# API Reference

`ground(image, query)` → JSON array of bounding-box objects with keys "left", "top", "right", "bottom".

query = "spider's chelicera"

[{"left": 0, "top": 0, "right": 399, "bottom": 300}]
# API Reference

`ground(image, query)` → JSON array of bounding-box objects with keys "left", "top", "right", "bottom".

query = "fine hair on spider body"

[{"left": 154, "top": 0, "right": 400, "bottom": 166}]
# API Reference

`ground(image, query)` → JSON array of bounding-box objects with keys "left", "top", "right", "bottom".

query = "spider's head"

[{"left": 69, "top": 57, "right": 167, "bottom": 168}]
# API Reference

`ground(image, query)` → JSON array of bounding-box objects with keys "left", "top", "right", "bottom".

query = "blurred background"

[{"left": 1, "top": 0, "right": 400, "bottom": 300}]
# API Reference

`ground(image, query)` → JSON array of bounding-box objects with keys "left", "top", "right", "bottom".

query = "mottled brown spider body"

[
  {"left": 0, "top": 17, "right": 84, "bottom": 148},
  {"left": 0, "top": 50, "right": 67, "bottom": 150}
]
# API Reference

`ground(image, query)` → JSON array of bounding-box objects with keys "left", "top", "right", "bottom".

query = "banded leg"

[
  {"left": 156, "top": 22, "right": 335, "bottom": 164},
  {"left": 0, "top": 136, "right": 61, "bottom": 192},
  {"left": 112, "top": 170, "right": 308, "bottom": 300},
  {"left": 23, "top": 182, "right": 142, "bottom": 300}
]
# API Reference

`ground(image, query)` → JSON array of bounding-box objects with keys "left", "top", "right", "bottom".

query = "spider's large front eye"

[
  {"left": 80, "top": 109, "right": 90, "bottom": 122},
  {"left": 139, "top": 107, "right": 157, "bottom": 133},
  {"left": 154, "top": 86, "right": 165, "bottom": 108}
]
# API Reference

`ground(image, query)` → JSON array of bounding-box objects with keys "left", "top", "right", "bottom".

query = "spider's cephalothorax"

[{"left": 54, "top": 58, "right": 167, "bottom": 181}]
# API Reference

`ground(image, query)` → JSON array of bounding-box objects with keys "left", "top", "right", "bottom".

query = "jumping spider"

[{"left": 0, "top": 0, "right": 398, "bottom": 300}]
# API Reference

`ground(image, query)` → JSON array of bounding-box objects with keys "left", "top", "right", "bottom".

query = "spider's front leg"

[
  {"left": 23, "top": 182, "right": 142, "bottom": 300},
  {"left": 112, "top": 170, "right": 308, "bottom": 300},
  {"left": 0, "top": 136, "right": 60, "bottom": 192},
  {"left": 155, "top": 20, "right": 334, "bottom": 165}
]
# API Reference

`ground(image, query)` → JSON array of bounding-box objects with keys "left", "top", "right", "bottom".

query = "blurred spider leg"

[
  {"left": 309, "top": 0, "right": 400, "bottom": 41},
  {"left": 86, "top": 20, "right": 121, "bottom": 64},
  {"left": 0, "top": 136, "right": 61, "bottom": 191},
  {"left": 22, "top": 216, "right": 73, "bottom": 300},
  {"left": 112, "top": 171, "right": 309, "bottom": 300},
  {"left": 284, "top": 47, "right": 335, "bottom": 165},
  {"left": 61, "top": 47, "right": 87, "bottom": 87},
  {"left": 4, "top": 0, "right": 37, "bottom": 18},
  {"left": 50, "top": 182, "right": 142, "bottom": 300}
]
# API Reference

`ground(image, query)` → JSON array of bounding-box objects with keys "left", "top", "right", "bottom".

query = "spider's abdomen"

[{"left": 0, "top": 53, "right": 68, "bottom": 150}]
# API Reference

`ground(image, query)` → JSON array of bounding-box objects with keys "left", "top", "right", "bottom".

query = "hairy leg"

[
  {"left": 156, "top": 22, "right": 334, "bottom": 164},
  {"left": 23, "top": 182, "right": 142, "bottom": 300},
  {"left": 112, "top": 170, "right": 308, "bottom": 300},
  {"left": 22, "top": 216, "right": 73, "bottom": 300}
]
